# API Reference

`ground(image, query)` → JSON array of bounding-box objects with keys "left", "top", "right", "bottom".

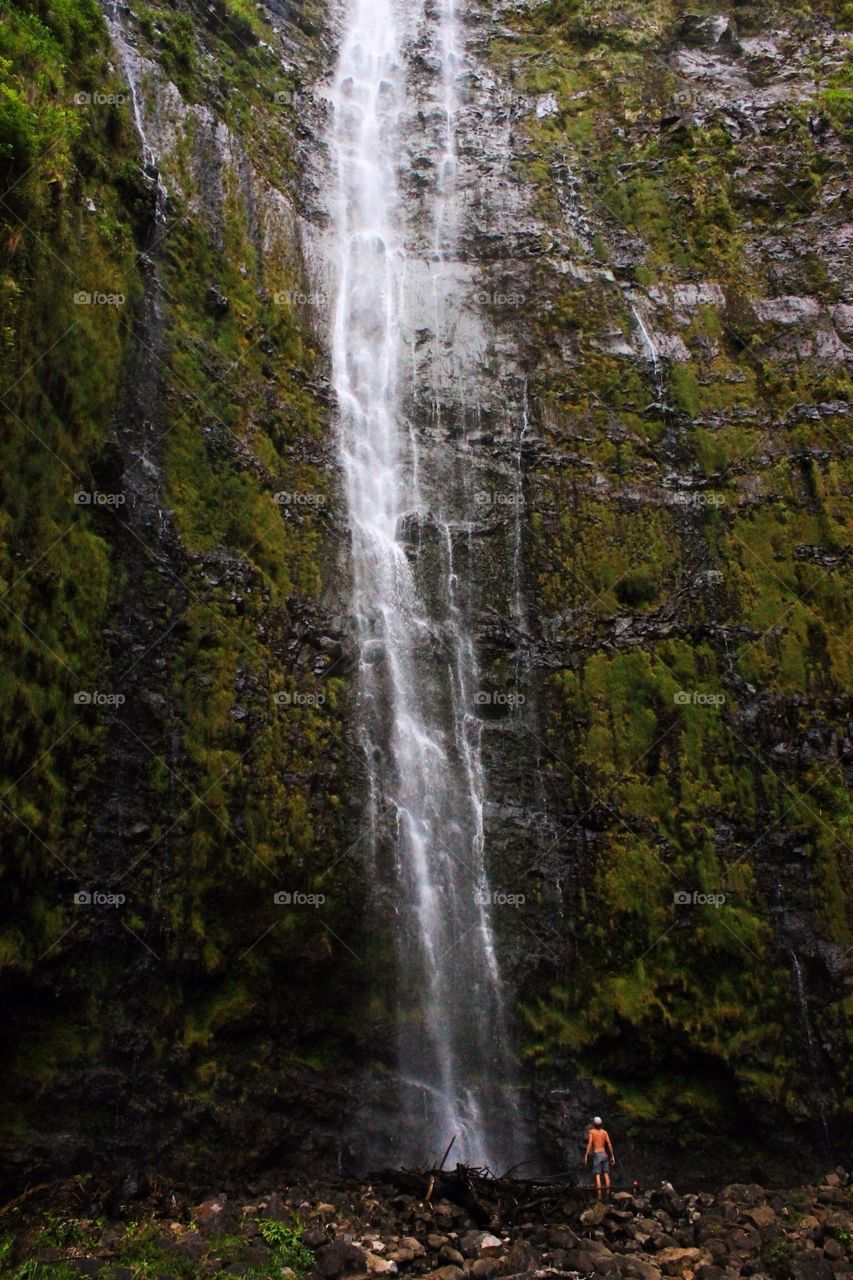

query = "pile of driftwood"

[{"left": 373, "top": 1138, "right": 586, "bottom": 1228}]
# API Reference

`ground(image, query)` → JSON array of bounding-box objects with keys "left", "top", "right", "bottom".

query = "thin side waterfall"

[
  {"left": 327, "top": 0, "right": 526, "bottom": 1167},
  {"left": 103, "top": 2, "right": 169, "bottom": 223},
  {"left": 631, "top": 301, "right": 666, "bottom": 407},
  {"left": 790, "top": 952, "right": 831, "bottom": 1152}
]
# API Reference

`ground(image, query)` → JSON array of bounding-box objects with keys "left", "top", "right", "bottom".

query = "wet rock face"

[
  {"left": 367, "top": 0, "right": 851, "bottom": 1171},
  {"left": 0, "top": 0, "right": 364, "bottom": 1192},
  {"left": 294, "top": 0, "right": 850, "bottom": 1173},
  {"left": 1, "top": 0, "right": 849, "bottom": 1199}
]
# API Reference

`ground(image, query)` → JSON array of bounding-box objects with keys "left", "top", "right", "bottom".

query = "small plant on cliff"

[
  {"left": 14, "top": 1262, "right": 77, "bottom": 1280},
  {"left": 767, "top": 1240, "right": 794, "bottom": 1268},
  {"left": 256, "top": 1220, "right": 315, "bottom": 1276}
]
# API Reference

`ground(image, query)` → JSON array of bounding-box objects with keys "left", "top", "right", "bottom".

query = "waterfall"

[
  {"left": 631, "top": 301, "right": 666, "bottom": 407},
  {"left": 103, "top": 2, "right": 169, "bottom": 223},
  {"left": 789, "top": 952, "right": 831, "bottom": 1152},
  {"left": 326, "top": 0, "right": 526, "bottom": 1168}
]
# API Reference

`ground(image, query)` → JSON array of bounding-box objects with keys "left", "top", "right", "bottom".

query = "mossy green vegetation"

[
  {"left": 0, "top": 1208, "right": 318, "bottom": 1279},
  {"left": 0, "top": 0, "right": 141, "bottom": 979},
  {"left": 255, "top": 1219, "right": 316, "bottom": 1275},
  {"left": 500, "top": 0, "right": 852, "bottom": 1140},
  {"left": 0, "top": 0, "right": 360, "bottom": 1175}
]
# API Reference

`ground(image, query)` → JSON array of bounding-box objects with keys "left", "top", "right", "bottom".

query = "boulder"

[
  {"left": 367, "top": 1255, "right": 399, "bottom": 1275},
  {"left": 548, "top": 1230, "right": 580, "bottom": 1250},
  {"left": 582, "top": 1203, "right": 609, "bottom": 1227},
  {"left": 316, "top": 1242, "right": 369, "bottom": 1279},
  {"left": 726, "top": 1229, "right": 761, "bottom": 1253},
  {"left": 656, "top": 1248, "right": 709, "bottom": 1277},
  {"left": 204, "top": 284, "right": 230, "bottom": 317},
  {"left": 565, "top": 1250, "right": 598, "bottom": 1272},
  {"left": 623, "top": 1264, "right": 663, "bottom": 1280},
  {"left": 744, "top": 1207, "right": 776, "bottom": 1230},
  {"left": 500, "top": 1242, "right": 536, "bottom": 1274},
  {"left": 719, "top": 1187, "right": 765, "bottom": 1207},
  {"left": 470, "top": 1260, "right": 499, "bottom": 1280},
  {"left": 791, "top": 1253, "right": 836, "bottom": 1280},
  {"left": 170, "top": 1229, "right": 205, "bottom": 1260},
  {"left": 401, "top": 1239, "right": 426, "bottom": 1258},
  {"left": 830, "top": 305, "right": 853, "bottom": 344},
  {"left": 679, "top": 13, "right": 738, "bottom": 47},
  {"left": 439, "top": 1248, "right": 465, "bottom": 1267},
  {"left": 193, "top": 1195, "right": 234, "bottom": 1236},
  {"left": 460, "top": 1234, "right": 503, "bottom": 1259},
  {"left": 422, "top": 1268, "right": 465, "bottom": 1280},
  {"left": 594, "top": 1256, "right": 623, "bottom": 1275}
]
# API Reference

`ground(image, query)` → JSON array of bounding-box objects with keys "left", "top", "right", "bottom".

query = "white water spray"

[
  {"left": 326, "top": 0, "right": 526, "bottom": 1167},
  {"left": 103, "top": 3, "right": 169, "bottom": 221},
  {"left": 631, "top": 302, "right": 666, "bottom": 405}
]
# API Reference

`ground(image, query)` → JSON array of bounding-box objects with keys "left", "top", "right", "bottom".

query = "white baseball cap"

[{"left": 593, "top": 1115, "right": 602, "bottom": 1124}]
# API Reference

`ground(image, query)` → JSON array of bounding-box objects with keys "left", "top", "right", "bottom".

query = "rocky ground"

[{"left": 2, "top": 1168, "right": 850, "bottom": 1280}]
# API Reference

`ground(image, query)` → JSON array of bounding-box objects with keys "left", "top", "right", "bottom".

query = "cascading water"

[
  {"left": 789, "top": 952, "right": 831, "bottom": 1152},
  {"left": 631, "top": 302, "right": 666, "bottom": 408},
  {"left": 103, "top": 2, "right": 169, "bottom": 224},
  {"left": 326, "top": 0, "right": 527, "bottom": 1167}
]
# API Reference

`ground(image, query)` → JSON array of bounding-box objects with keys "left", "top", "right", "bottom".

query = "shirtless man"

[{"left": 584, "top": 1116, "right": 616, "bottom": 1200}]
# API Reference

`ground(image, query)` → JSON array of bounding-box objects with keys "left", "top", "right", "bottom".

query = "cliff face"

[
  {"left": 0, "top": 0, "right": 850, "bottom": 1191},
  {"left": 458, "top": 0, "right": 852, "bottom": 1176},
  {"left": 0, "top": 0, "right": 365, "bottom": 1189}
]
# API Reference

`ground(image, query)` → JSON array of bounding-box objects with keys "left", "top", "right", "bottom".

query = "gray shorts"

[{"left": 592, "top": 1151, "right": 610, "bottom": 1174}]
